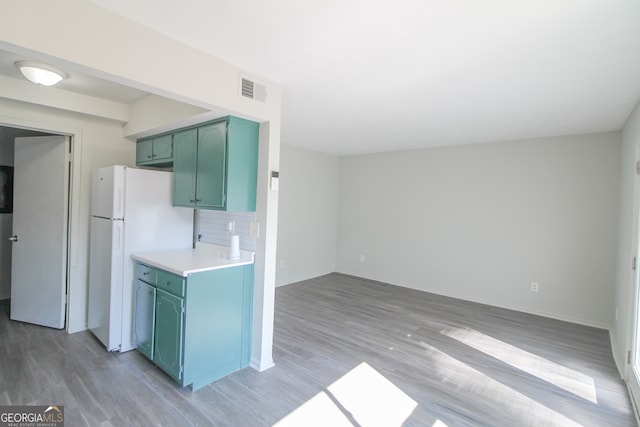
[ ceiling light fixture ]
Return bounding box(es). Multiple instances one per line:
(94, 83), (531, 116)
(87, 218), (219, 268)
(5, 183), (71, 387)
(15, 61), (68, 86)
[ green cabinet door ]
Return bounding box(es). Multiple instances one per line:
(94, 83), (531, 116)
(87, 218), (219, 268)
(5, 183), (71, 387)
(136, 139), (153, 164)
(134, 280), (156, 360)
(195, 122), (227, 209)
(152, 134), (173, 162)
(154, 289), (184, 381)
(173, 128), (198, 207)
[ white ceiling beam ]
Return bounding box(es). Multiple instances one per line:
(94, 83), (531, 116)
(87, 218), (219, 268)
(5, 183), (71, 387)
(0, 74), (129, 123)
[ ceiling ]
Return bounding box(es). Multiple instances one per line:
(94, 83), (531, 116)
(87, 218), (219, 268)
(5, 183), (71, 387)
(6, 1), (640, 156)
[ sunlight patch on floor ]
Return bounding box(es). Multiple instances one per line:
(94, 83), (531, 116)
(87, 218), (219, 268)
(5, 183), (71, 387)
(442, 327), (597, 403)
(418, 340), (583, 426)
(327, 362), (417, 426)
(273, 362), (417, 427)
(273, 391), (353, 427)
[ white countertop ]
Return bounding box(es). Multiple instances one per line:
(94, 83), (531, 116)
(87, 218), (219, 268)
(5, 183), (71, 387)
(131, 243), (254, 277)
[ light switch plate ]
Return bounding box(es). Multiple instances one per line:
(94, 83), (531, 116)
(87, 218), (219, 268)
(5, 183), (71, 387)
(249, 222), (260, 238)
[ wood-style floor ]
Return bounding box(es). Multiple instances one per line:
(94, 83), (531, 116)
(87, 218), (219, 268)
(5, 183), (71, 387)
(0, 273), (636, 426)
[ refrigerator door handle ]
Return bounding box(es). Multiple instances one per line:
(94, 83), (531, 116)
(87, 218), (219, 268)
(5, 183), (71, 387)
(114, 222), (123, 251)
(116, 188), (123, 218)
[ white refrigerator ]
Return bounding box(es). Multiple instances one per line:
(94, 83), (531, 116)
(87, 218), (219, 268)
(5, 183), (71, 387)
(88, 165), (193, 352)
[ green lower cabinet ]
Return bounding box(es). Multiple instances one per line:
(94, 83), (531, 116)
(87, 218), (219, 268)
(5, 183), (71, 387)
(133, 262), (253, 391)
(154, 289), (184, 382)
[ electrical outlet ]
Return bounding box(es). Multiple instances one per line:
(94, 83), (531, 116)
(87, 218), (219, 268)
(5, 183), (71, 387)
(531, 282), (539, 292)
(616, 307), (619, 321)
(360, 254), (365, 263)
(279, 260), (285, 269)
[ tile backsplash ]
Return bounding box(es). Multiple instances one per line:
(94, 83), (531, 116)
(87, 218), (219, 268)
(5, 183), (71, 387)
(197, 210), (257, 252)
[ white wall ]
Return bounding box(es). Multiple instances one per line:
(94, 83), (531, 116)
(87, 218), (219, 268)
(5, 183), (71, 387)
(0, 99), (135, 332)
(337, 133), (620, 328)
(123, 94), (209, 138)
(276, 144), (339, 286)
(612, 98), (640, 376)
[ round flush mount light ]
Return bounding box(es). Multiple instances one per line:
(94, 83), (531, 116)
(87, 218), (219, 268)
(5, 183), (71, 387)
(15, 61), (68, 86)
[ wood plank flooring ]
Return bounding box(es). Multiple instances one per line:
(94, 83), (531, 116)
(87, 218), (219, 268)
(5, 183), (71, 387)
(0, 273), (636, 426)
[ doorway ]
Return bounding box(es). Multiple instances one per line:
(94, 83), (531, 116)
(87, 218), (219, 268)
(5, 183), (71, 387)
(0, 126), (71, 329)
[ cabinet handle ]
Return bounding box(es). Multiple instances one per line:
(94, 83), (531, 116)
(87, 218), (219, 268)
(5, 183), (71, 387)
(147, 154), (152, 159)
(143, 271), (150, 276)
(189, 199), (195, 203)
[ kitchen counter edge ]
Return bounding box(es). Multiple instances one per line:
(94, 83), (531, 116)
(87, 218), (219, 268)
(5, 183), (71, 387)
(131, 244), (255, 277)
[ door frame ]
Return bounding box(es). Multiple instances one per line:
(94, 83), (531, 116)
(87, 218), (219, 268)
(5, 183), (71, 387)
(0, 114), (81, 333)
(627, 143), (640, 414)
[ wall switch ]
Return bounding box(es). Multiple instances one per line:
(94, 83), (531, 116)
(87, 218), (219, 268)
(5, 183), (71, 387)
(271, 171), (279, 191)
(530, 282), (539, 292)
(249, 222), (260, 238)
(615, 307), (619, 321)
(360, 254), (365, 263)
(279, 260), (285, 269)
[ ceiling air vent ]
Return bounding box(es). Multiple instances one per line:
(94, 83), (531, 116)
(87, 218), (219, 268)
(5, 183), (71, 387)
(240, 75), (267, 102)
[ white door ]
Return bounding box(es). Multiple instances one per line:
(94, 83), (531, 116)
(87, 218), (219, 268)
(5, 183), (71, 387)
(10, 135), (69, 329)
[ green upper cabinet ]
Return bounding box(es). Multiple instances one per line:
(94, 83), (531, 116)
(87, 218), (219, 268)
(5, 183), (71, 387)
(136, 134), (173, 167)
(173, 116), (259, 211)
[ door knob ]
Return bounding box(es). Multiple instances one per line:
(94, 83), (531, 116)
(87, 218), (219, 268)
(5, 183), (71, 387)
(8, 235), (18, 242)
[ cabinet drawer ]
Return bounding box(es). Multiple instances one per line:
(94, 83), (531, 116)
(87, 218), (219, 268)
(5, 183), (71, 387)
(137, 263), (157, 284)
(156, 270), (185, 298)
